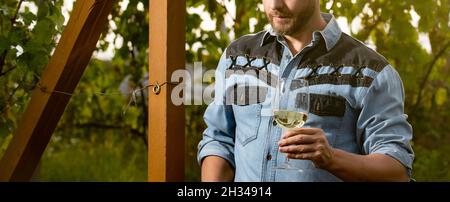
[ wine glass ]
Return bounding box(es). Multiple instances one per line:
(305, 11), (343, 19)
(273, 78), (309, 171)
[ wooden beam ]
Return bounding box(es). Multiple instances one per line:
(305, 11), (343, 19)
(0, 0), (115, 181)
(148, 0), (186, 182)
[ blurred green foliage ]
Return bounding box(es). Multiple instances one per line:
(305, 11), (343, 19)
(39, 131), (147, 182)
(1, 0), (449, 181)
(413, 144), (450, 181)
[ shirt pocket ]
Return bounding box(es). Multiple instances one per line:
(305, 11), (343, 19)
(225, 65), (271, 146)
(232, 104), (262, 146)
(226, 83), (267, 146)
(303, 93), (346, 146)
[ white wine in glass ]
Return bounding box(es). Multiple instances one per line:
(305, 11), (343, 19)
(273, 78), (309, 171)
(273, 110), (308, 130)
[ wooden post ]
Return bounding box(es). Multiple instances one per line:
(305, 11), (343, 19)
(148, 0), (186, 181)
(0, 0), (115, 181)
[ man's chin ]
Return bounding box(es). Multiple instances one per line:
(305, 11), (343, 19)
(272, 27), (292, 35)
(270, 22), (294, 34)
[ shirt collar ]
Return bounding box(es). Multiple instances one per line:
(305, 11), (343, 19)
(260, 13), (342, 51)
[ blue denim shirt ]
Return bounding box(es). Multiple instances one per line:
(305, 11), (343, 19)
(197, 13), (414, 182)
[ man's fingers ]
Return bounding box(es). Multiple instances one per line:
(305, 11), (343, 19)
(286, 152), (316, 160)
(279, 144), (316, 154)
(282, 128), (322, 139)
(278, 135), (317, 146)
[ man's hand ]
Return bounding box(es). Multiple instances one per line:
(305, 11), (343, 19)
(278, 127), (409, 181)
(278, 128), (335, 169)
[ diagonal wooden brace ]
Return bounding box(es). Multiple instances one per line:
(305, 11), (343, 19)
(0, 0), (115, 182)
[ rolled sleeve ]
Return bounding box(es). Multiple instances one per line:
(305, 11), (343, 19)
(357, 65), (415, 178)
(197, 51), (236, 168)
(197, 125), (236, 168)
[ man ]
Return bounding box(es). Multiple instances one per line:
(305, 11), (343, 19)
(197, 0), (414, 182)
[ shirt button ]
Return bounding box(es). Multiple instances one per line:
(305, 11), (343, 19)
(266, 154), (272, 161)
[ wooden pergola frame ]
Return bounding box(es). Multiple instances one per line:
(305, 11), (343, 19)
(0, 0), (185, 182)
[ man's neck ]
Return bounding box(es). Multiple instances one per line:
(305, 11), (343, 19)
(284, 12), (327, 56)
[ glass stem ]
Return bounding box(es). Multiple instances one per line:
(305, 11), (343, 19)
(285, 155), (290, 165)
(283, 128), (291, 166)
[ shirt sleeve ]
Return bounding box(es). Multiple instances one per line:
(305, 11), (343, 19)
(357, 65), (415, 178)
(197, 50), (236, 168)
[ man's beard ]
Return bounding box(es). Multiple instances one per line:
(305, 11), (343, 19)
(266, 1), (316, 36)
